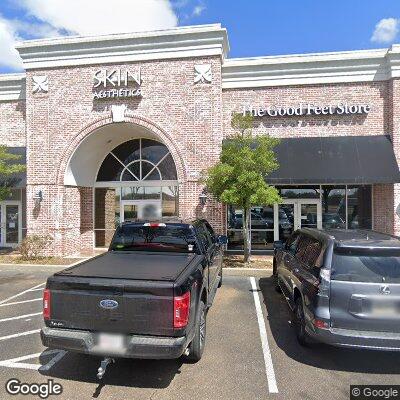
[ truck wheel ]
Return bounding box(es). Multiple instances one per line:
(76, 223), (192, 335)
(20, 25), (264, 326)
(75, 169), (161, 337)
(294, 297), (309, 347)
(273, 260), (281, 293)
(185, 301), (206, 362)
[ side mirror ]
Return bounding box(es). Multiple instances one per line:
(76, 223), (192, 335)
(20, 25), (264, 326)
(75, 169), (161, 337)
(273, 240), (284, 250)
(217, 235), (228, 245)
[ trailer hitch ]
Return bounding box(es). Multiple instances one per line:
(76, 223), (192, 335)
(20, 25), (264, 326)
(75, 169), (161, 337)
(96, 357), (115, 380)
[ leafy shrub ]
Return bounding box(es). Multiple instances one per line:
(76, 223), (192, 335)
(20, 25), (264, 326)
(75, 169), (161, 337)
(18, 235), (53, 260)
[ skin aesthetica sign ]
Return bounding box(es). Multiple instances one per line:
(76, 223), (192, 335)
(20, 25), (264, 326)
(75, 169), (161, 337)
(93, 68), (142, 99)
(242, 103), (371, 117)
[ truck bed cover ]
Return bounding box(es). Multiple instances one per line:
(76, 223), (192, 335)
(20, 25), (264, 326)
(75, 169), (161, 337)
(57, 251), (200, 282)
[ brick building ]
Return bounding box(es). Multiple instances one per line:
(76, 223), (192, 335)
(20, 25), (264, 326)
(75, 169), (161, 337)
(0, 23), (399, 256)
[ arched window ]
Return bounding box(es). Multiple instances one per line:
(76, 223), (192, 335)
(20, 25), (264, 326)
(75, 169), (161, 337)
(97, 138), (177, 182)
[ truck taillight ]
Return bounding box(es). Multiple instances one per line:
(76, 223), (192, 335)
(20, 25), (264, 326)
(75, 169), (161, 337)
(173, 291), (190, 328)
(43, 289), (51, 320)
(318, 268), (331, 297)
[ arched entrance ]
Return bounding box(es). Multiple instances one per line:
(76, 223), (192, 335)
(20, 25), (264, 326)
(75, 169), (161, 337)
(94, 137), (179, 246)
(61, 119), (183, 249)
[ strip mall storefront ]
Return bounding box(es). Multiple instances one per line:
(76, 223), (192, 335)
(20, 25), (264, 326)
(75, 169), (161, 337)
(0, 24), (400, 256)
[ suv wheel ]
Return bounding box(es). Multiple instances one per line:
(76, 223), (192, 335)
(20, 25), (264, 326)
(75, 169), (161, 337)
(273, 259), (281, 293)
(294, 297), (309, 347)
(184, 301), (206, 363)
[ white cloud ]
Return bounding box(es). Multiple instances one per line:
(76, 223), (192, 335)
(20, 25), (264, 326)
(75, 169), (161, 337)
(371, 17), (399, 44)
(0, 16), (23, 69)
(0, 0), (180, 71)
(17, 0), (178, 36)
(192, 4), (206, 17)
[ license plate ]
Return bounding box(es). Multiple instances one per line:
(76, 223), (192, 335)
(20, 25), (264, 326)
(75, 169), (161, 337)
(97, 333), (125, 352)
(370, 301), (399, 317)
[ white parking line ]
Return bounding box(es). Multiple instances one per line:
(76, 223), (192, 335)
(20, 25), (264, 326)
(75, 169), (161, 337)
(0, 282), (45, 305)
(250, 276), (279, 394)
(0, 329), (40, 341)
(0, 349), (66, 371)
(0, 352), (43, 370)
(0, 298), (42, 307)
(0, 312), (42, 323)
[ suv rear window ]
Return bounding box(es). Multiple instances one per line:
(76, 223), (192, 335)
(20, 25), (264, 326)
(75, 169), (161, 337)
(296, 235), (323, 267)
(332, 248), (400, 283)
(110, 225), (197, 253)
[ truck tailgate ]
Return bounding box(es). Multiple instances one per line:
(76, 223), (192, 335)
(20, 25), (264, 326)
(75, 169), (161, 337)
(47, 277), (175, 336)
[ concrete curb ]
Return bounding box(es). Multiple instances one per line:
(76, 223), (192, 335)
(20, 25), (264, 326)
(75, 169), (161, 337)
(0, 257), (91, 268)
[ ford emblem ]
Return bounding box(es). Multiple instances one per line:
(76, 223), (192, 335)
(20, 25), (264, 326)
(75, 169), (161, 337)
(99, 299), (119, 309)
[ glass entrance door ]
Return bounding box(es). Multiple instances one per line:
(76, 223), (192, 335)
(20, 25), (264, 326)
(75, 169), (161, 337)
(121, 200), (162, 222)
(1, 202), (21, 247)
(276, 199), (321, 241)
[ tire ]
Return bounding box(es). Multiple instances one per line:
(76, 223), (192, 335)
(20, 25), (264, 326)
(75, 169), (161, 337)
(184, 301), (207, 362)
(217, 268), (223, 288)
(273, 260), (281, 293)
(294, 297), (309, 347)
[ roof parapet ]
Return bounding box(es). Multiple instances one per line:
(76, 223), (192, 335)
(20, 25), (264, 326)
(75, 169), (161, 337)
(15, 24), (229, 70)
(0, 73), (26, 101)
(222, 47), (399, 88)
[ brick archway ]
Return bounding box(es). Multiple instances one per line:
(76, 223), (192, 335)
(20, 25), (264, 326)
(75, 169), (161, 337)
(57, 113), (187, 186)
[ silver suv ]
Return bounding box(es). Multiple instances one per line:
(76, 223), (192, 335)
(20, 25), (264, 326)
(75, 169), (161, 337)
(273, 228), (400, 351)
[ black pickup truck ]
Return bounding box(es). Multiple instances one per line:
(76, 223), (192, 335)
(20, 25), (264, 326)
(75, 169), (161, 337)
(41, 219), (226, 370)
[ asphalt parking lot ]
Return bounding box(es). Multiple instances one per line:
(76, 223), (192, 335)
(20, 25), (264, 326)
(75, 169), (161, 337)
(0, 265), (399, 400)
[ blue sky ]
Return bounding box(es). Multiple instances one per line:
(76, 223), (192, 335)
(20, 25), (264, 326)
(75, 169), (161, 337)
(1, 0), (400, 73)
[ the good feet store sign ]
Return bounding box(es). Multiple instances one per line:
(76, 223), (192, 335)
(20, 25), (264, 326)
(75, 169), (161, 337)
(243, 103), (371, 117)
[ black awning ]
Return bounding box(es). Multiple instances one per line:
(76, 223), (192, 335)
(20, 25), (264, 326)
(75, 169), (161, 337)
(0, 147), (26, 188)
(265, 135), (400, 185)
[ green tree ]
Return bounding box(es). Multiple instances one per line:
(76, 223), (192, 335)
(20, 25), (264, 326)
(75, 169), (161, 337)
(204, 113), (281, 262)
(0, 146), (26, 200)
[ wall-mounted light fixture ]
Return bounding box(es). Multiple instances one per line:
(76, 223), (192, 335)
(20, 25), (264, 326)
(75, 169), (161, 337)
(199, 190), (208, 206)
(33, 190), (43, 206)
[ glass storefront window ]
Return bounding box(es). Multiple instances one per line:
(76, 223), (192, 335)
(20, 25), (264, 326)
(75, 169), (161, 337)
(226, 184), (373, 253)
(227, 206), (244, 250)
(22, 188), (27, 239)
(162, 186), (178, 217)
(321, 186), (346, 229)
(115, 190), (120, 226)
(251, 230), (274, 250)
(347, 185), (372, 229)
(227, 230), (244, 251)
(121, 187), (161, 200)
(279, 204), (294, 240)
(228, 206), (243, 229)
(251, 206), (273, 229)
(97, 139), (177, 182)
(300, 203), (318, 228)
(278, 186), (320, 199)
(251, 206), (274, 251)
(227, 206), (274, 251)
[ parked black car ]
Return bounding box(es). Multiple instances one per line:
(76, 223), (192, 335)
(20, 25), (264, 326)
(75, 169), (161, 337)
(273, 228), (400, 351)
(41, 219), (226, 371)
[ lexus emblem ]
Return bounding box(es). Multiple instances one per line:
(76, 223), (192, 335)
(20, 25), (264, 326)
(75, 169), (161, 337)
(380, 285), (391, 295)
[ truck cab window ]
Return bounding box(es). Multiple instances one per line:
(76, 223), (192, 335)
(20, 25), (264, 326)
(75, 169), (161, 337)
(197, 225), (213, 251)
(203, 221), (217, 243)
